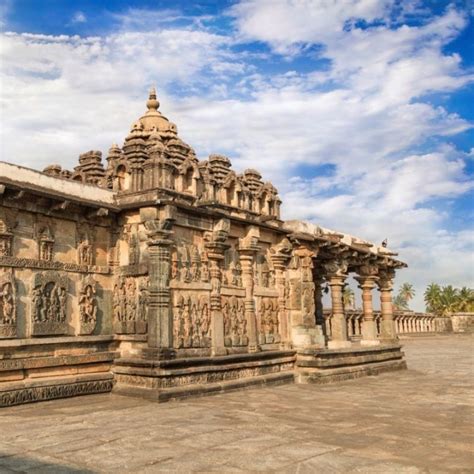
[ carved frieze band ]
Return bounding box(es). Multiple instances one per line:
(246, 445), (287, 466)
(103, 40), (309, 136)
(0, 379), (114, 407)
(0, 256), (109, 274)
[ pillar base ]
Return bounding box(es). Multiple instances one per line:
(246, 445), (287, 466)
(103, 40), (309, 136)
(211, 348), (228, 357)
(360, 339), (381, 347)
(141, 348), (176, 360)
(328, 340), (352, 349)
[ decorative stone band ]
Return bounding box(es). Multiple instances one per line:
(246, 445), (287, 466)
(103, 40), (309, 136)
(0, 377), (114, 407)
(0, 256), (110, 274)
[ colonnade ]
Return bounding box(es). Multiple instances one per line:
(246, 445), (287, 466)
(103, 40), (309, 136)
(317, 264), (397, 348)
(323, 309), (436, 340)
(394, 313), (435, 334)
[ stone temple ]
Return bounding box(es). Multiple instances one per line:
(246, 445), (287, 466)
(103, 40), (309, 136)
(0, 89), (408, 406)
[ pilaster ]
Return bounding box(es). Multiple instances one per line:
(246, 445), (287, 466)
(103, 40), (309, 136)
(205, 219), (230, 356)
(142, 206), (175, 359)
(238, 226), (260, 353)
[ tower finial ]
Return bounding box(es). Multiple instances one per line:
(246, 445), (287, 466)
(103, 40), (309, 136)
(146, 86), (159, 111)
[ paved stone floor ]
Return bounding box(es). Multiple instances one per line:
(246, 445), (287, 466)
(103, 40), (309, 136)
(0, 335), (473, 473)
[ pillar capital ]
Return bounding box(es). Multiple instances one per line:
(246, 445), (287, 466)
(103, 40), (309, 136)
(323, 259), (348, 280)
(355, 274), (378, 290)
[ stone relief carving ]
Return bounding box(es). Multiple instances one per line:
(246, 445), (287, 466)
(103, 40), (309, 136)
(0, 210), (14, 257)
(258, 297), (280, 344)
(222, 295), (247, 347)
(31, 271), (68, 336)
(255, 253), (275, 288)
(173, 293), (210, 348)
(76, 223), (94, 266)
(137, 276), (149, 334)
(223, 249), (242, 287)
(0, 270), (16, 338)
(78, 276), (98, 335)
(171, 243), (210, 284)
(113, 276), (138, 334)
(36, 222), (55, 262)
(128, 232), (140, 266)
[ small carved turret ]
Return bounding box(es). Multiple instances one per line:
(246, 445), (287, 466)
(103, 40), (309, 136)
(72, 150), (106, 186)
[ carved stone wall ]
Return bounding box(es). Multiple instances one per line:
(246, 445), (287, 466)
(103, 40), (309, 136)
(0, 270), (16, 338)
(31, 271), (68, 336)
(78, 276), (98, 335)
(173, 292), (210, 349)
(222, 295), (247, 347)
(256, 297), (281, 344)
(113, 276), (139, 334)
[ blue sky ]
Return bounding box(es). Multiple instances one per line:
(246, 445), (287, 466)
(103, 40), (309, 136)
(1, 0), (473, 310)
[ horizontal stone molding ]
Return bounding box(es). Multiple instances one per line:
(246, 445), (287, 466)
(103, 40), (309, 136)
(0, 256), (110, 274)
(0, 351), (117, 372)
(0, 374), (114, 407)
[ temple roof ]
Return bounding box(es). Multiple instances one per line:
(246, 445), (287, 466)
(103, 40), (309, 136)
(138, 87), (173, 133)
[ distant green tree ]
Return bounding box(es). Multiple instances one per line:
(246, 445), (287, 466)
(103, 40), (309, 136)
(342, 287), (355, 310)
(424, 283), (474, 316)
(393, 283), (415, 311)
(424, 283), (442, 314)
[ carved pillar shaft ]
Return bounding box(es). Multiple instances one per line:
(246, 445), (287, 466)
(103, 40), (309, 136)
(356, 276), (380, 346)
(328, 275), (351, 349)
(146, 238), (173, 352)
(378, 271), (397, 342)
(270, 255), (289, 346)
(239, 252), (259, 352)
(207, 248), (226, 356)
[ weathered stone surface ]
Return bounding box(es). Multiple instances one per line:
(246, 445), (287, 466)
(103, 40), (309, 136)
(0, 89), (413, 405)
(0, 335), (471, 472)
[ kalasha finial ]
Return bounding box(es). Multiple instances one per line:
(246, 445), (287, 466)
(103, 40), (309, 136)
(146, 86), (160, 112)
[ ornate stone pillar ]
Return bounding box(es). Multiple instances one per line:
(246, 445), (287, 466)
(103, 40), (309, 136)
(325, 260), (351, 349)
(270, 238), (293, 347)
(143, 208), (175, 358)
(205, 219), (230, 356)
(377, 269), (397, 342)
(312, 267), (326, 337)
(239, 226), (260, 353)
(355, 266), (380, 346)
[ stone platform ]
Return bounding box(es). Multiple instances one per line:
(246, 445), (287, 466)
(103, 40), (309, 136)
(0, 336), (116, 407)
(0, 334), (471, 473)
(295, 343), (406, 384)
(113, 350), (296, 401)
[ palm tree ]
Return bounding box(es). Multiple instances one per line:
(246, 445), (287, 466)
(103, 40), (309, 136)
(393, 283), (414, 311)
(343, 287), (355, 310)
(424, 283), (441, 314)
(455, 287), (474, 312)
(393, 294), (408, 311)
(399, 283), (415, 307)
(438, 285), (459, 316)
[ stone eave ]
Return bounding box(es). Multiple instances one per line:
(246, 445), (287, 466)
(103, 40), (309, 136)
(0, 161), (119, 212)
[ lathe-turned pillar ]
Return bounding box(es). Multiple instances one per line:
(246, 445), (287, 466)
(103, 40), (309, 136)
(324, 260), (351, 349)
(377, 269), (398, 342)
(355, 266), (380, 346)
(270, 238), (293, 347)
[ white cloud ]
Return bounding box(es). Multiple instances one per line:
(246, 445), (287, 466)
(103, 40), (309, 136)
(71, 11), (87, 24)
(0, 2), (472, 310)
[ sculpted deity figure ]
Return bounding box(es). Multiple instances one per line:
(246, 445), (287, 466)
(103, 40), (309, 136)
(0, 238), (12, 257)
(0, 283), (14, 324)
(32, 287), (42, 322)
(79, 285), (97, 324)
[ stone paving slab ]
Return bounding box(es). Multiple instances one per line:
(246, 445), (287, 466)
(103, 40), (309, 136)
(0, 334), (473, 473)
